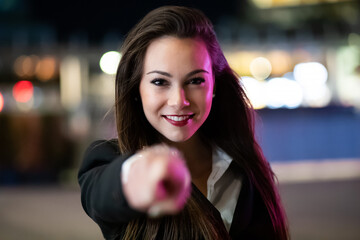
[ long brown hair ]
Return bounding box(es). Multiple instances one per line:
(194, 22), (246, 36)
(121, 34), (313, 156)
(115, 5), (289, 240)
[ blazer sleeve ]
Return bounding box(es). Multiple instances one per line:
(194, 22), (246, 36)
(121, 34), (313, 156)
(78, 140), (144, 233)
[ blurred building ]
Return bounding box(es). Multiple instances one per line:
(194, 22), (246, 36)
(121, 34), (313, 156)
(0, 0), (359, 184)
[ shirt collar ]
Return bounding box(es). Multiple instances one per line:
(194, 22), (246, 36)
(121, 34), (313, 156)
(213, 146), (232, 169)
(208, 146), (233, 188)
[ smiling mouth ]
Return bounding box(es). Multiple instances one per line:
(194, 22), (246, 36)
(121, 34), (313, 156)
(162, 114), (194, 127)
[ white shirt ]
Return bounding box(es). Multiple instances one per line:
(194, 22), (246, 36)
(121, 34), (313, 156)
(207, 146), (242, 231)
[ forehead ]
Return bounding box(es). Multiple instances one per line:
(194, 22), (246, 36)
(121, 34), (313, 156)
(143, 36), (212, 72)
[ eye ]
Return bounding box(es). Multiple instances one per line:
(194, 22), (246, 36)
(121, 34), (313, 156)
(150, 78), (169, 86)
(188, 77), (205, 85)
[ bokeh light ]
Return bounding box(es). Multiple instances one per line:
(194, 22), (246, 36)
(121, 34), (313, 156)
(294, 62), (328, 86)
(60, 56), (83, 110)
(251, 0), (329, 9)
(250, 57), (272, 80)
(13, 55), (39, 78)
(13, 80), (34, 103)
(226, 51), (261, 76)
(293, 62), (331, 107)
(241, 76), (266, 109)
(267, 50), (293, 75)
(99, 51), (121, 75)
(303, 84), (332, 107)
(336, 46), (360, 108)
(251, 0), (273, 9)
(266, 77), (303, 109)
(36, 56), (57, 81)
(0, 92), (4, 112)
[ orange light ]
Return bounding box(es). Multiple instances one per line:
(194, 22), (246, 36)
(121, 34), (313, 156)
(267, 50), (293, 76)
(36, 56), (57, 81)
(13, 81), (34, 103)
(13, 55), (39, 77)
(226, 51), (262, 76)
(0, 92), (4, 112)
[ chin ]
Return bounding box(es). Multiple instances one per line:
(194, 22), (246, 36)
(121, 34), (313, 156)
(162, 130), (197, 143)
(165, 135), (190, 143)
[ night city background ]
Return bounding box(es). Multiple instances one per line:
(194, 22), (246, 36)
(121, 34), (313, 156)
(0, 0), (360, 239)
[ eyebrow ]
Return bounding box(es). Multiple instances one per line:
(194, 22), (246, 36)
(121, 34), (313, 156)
(146, 69), (209, 78)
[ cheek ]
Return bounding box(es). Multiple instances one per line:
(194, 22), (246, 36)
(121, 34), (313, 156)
(141, 96), (155, 115)
(203, 84), (214, 112)
(139, 86), (151, 117)
(203, 97), (213, 117)
(193, 90), (213, 116)
(205, 92), (213, 107)
(140, 89), (163, 116)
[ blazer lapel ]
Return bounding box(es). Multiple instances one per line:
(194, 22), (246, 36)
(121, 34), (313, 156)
(191, 182), (224, 222)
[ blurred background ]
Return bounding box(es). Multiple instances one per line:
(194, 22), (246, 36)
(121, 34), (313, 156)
(0, 0), (359, 239)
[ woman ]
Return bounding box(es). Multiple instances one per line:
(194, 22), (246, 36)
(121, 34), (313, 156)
(78, 6), (289, 240)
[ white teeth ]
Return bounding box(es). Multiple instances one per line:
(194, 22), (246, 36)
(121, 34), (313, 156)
(166, 115), (190, 121)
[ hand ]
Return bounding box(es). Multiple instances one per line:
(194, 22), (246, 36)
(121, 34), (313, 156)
(121, 144), (191, 217)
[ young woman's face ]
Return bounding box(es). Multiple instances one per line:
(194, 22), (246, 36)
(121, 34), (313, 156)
(139, 36), (214, 142)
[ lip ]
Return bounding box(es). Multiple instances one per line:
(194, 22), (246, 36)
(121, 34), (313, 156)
(162, 114), (194, 127)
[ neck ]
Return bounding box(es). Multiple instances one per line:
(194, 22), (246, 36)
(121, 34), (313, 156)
(164, 133), (212, 179)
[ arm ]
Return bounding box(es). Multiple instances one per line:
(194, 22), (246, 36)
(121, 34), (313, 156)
(78, 140), (191, 239)
(78, 140), (144, 225)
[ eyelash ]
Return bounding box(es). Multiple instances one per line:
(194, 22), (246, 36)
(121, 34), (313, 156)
(150, 77), (205, 86)
(188, 77), (205, 85)
(150, 78), (168, 86)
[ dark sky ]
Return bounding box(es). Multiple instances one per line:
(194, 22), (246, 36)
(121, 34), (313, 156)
(4, 0), (357, 44)
(25, 0), (242, 42)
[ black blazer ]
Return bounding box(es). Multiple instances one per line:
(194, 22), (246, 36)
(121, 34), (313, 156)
(78, 140), (276, 240)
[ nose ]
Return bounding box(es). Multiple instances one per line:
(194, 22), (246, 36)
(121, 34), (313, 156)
(168, 87), (190, 108)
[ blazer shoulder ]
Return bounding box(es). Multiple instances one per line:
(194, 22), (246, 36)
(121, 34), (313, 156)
(85, 139), (120, 156)
(78, 139), (143, 237)
(78, 139), (128, 180)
